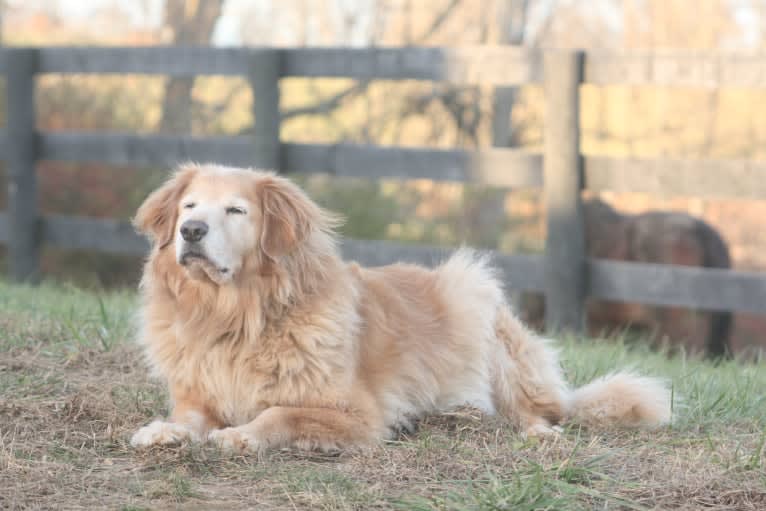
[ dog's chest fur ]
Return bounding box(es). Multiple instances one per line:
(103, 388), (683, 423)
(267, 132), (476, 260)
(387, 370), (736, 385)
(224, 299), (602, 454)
(144, 285), (361, 427)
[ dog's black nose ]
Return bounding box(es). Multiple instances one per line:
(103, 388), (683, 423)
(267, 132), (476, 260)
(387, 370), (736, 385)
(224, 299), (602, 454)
(180, 220), (208, 242)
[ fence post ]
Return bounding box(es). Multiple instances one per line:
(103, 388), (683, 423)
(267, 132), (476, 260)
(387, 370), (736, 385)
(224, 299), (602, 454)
(543, 50), (585, 333)
(249, 49), (282, 170)
(6, 48), (40, 283)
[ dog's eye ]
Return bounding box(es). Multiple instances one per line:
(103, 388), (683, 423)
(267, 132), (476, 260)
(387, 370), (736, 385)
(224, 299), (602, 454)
(183, 202), (196, 209)
(226, 206), (246, 215)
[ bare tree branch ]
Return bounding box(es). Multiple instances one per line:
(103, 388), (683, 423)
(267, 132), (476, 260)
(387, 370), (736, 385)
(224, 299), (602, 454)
(416, 0), (463, 42)
(281, 81), (369, 121)
(192, 81), (248, 128)
(280, 0), (469, 128)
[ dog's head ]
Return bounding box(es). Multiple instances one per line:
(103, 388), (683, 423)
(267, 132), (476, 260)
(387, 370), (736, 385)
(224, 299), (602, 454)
(134, 164), (334, 285)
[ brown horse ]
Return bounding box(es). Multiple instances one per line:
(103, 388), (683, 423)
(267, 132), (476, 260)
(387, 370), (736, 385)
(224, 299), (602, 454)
(522, 199), (732, 357)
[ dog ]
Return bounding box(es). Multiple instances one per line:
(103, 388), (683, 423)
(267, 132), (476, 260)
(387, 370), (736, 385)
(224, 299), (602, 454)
(523, 199), (732, 358)
(130, 164), (671, 453)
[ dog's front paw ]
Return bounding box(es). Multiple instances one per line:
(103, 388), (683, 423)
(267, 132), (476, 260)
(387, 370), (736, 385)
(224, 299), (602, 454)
(524, 423), (563, 440)
(130, 420), (197, 448)
(208, 427), (259, 452)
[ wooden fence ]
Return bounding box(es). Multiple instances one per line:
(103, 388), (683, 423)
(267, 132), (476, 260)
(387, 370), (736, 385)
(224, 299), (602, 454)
(1, 46), (766, 332)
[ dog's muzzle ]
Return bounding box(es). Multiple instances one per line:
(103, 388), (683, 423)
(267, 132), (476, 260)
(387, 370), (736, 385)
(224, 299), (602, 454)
(180, 247), (208, 266)
(179, 243), (230, 276)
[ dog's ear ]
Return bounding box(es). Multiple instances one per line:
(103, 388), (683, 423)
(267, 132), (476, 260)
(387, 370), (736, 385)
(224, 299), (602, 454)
(257, 176), (318, 260)
(133, 166), (198, 248)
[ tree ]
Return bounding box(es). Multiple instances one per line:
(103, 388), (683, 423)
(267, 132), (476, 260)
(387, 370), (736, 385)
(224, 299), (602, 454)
(158, 0), (224, 134)
(491, 0), (529, 147)
(490, 0), (558, 147)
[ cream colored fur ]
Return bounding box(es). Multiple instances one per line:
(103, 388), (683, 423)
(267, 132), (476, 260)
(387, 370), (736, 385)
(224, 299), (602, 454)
(130, 163), (672, 453)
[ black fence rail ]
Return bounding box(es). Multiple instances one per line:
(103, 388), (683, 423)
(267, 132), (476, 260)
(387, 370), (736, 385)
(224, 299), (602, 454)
(2, 46), (766, 331)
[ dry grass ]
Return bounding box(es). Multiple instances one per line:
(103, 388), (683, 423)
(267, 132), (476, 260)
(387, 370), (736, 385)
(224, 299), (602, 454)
(1, 280), (765, 510)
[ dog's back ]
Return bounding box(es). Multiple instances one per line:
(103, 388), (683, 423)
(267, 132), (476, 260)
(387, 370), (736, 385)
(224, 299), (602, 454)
(353, 249), (670, 438)
(352, 250), (504, 430)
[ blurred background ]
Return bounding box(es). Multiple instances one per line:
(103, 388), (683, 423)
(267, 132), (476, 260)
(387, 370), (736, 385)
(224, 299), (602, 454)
(0, 0), (765, 353)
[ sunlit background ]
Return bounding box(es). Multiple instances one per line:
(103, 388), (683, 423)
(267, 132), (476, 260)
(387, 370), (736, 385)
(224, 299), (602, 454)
(1, 0), (766, 353)
(3, 3), (766, 509)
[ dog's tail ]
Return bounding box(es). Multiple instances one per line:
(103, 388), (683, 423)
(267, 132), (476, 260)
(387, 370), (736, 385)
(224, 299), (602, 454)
(566, 372), (671, 427)
(492, 307), (672, 431)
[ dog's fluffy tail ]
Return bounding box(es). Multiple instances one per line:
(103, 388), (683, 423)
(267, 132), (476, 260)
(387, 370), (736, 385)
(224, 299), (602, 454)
(566, 372), (671, 428)
(491, 305), (672, 431)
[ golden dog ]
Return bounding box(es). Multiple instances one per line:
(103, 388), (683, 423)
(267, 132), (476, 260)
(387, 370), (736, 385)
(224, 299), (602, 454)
(130, 164), (671, 452)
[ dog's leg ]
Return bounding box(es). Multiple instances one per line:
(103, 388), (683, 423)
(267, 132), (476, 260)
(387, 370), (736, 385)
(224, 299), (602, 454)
(491, 307), (569, 438)
(208, 406), (380, 453)
(131, 391), (223, 448)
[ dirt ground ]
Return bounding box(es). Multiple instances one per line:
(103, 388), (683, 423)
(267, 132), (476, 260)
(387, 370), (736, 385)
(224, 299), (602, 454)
(1, 341), (765, 510)
(1, 282), (765, 510)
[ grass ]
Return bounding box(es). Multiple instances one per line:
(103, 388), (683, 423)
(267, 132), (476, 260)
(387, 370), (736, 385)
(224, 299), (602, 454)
(1, 280), (765, 510)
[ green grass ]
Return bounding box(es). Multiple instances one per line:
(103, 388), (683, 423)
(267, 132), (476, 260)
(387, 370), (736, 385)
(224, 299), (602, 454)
(0, 279), (135, 353)
(1, 280), (765, 510)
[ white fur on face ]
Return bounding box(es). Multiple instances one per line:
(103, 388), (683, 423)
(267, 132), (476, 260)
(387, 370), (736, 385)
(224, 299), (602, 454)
(174, 192), (257, 284)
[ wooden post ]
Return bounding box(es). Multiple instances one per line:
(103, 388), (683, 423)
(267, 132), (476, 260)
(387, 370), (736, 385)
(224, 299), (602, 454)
(249, 49), (282, 170)
(6, 48), (40, 282)
(543, 50), (585, 333)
